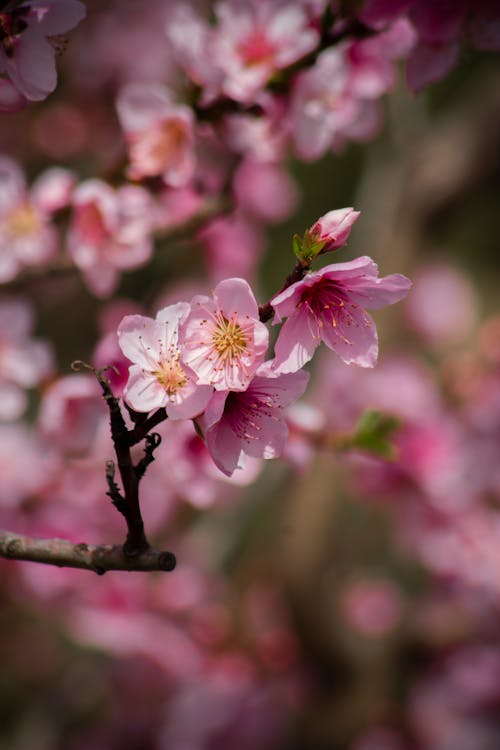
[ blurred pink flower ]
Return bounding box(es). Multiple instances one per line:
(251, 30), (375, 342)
(199, 363), (309, 476)
(181, 278), (269, 391)
(233, 159), (299, 224)
(118, 303), (213, 418)
(116, 83), (195, 187)
(340, 577), (404, 636)
(0, 156), (61, 281)
(199, 213), (265, 283)
(0, 0), (86, 101)
(38, 374), (103, 457)
(68, 179), (154, 297)
(271, 257), (411, 372)
(405, 264), (478, 346)
(212, 0), (319, 103)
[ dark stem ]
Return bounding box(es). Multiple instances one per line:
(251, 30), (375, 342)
(72, 362), (150, 556)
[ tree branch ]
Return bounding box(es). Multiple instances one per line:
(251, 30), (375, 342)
(0, 531), (176, 575)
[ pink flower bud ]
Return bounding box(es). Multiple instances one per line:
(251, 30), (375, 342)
(307, 207), (360, 254)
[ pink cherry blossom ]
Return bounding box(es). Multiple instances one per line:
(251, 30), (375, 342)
(233, 159), (299, 224)
(116, 83), (195, 187)
(198, 213), (265, 283)
(118, 303), (213, 419)
(181, 278), (269, 391)
(0, 0), (86, 102)
(199, 363), (309, 476)
(68, 179), (154, 298)
(0, 156), (60, 282)
(305, 207), (360, 254)
(271, 256), (412, 372)
(212, 0), (319, 103)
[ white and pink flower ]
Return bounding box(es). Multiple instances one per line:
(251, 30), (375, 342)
(181, 278), (269, 392)
(212, 0), (319, 103)
(118, 303), (213, 419)
(271, 256), (412, 372)
(0, 156), (68, 282)
(116, 83), (195, 187)
(199, 363), (309, 476)
(68, 179), (154, 298)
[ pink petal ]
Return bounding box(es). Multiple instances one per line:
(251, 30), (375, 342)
(117, 315), (163, 369)
(272, 310), (319, 373)
(165, 383), (213, 421)
(206, 417), (243, 476)
(200, 390), (229, 432)
(123, 365), (167, 413)
(252, 366), (310, 407)
(321, 306), (379, 367)
(213, 277), (259, 319)
(242, 413), (288, 459)
(347, 273), (412, 309)
(318, 256), (380, 281)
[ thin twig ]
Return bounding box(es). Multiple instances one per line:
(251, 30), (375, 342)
(0, 531), (176, 574)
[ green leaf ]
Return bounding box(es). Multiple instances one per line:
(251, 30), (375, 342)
(351, 410), (401, 459)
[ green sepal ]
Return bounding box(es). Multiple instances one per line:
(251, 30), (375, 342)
(293, 231), (325, 264)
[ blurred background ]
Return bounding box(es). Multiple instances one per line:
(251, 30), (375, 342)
(1, 2), (500, 749)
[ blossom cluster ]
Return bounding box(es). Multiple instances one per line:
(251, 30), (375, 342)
(115, 208), (410, 476)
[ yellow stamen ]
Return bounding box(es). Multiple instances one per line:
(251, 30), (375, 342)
(212, 316), (248, 362)
(153, 356), (187, 395)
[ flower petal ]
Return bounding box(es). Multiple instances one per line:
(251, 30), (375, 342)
(321, 305), (379, 367)
(347, 273), (412, 309)
(272, 309), (319, 373)
(117, 315), (162, 369)
(214, 277), (259, 319)
(123, 365), (167, 412)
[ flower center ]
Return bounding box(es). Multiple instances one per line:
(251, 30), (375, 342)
(212, 316), (248, 362)
(6, 204), (39, 237)
(238, 30), (276, 66)
(153, 356), (187, 395)
(133, 119), (187, 173)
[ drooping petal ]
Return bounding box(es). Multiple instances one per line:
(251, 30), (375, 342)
(272, 309), (319, 373)
(206, 415), (244, 476)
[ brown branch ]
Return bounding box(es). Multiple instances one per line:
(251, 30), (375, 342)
(0, 531), (176, 574)
(72, 362), (150, 556)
